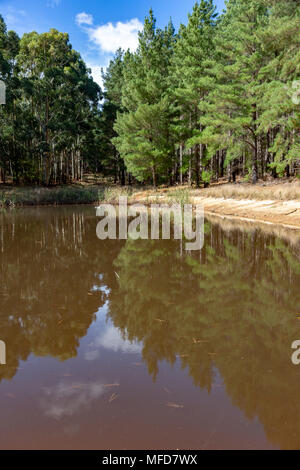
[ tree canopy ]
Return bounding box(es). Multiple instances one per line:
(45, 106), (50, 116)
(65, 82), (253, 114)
(0, 0), (299, 186)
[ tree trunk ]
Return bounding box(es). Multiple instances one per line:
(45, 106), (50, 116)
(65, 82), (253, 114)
(179, 144), (183, 185)
(195, 145), (200, 187)
(252, 106), (258, 184)
(152, 166), (156, 188)
(188, 149), (192, 186)
(258, 136), (263, 179)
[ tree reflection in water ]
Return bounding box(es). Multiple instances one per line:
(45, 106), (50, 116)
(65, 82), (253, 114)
(0, 207), (300, 449)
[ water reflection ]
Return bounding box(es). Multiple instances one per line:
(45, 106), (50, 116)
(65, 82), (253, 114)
(0, 207), (300, 449)
(0, 208), (120, 382)
(41, 380), (106, 420)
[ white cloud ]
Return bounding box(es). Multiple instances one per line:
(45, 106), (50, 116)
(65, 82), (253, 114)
(94, 325), (142, 354)
(77, 16), (142, 91)
(76, 12), (94, 26)
(89, 18), (142, 54)
(41, 381), (105, 420)
(77, 15), (143, 55)
(86, 63), (106, 90)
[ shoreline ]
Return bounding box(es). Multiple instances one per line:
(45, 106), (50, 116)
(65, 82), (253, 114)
(204, 210), (300, 231)
(191, 196), (300, 230)
(1, 183), (300, 231)
(128, 191), (300, 230)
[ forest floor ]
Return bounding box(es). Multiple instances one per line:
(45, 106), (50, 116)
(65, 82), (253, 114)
(1, 176), (300, 229)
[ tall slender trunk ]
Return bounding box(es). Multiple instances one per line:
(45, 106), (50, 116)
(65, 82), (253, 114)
(220, 150), (225, 178)
(188, 149), (192, 186)
(152, 165), (156, 188)
(43, 95), (49, 185)
(258, 136), (263, 179)
(195, 145), (200, 187)
(179, 144), (183, 185)
(252, 106), (258, 184)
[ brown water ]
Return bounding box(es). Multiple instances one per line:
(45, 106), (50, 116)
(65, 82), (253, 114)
(0, 206), (300, 450)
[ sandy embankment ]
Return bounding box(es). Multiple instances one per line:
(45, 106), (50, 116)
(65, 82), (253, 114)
(191, 197), (300, 229)
(130, 191), (300, 230)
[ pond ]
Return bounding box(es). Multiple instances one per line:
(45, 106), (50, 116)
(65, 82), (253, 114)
(0, 206), (300, 450)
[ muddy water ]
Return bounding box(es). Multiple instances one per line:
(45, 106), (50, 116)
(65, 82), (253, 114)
(0, 206), (300, 450)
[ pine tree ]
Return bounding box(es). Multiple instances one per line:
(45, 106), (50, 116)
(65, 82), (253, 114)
(170, 0), (218, 186)
(1, 2), (299, 186)
(200, 0), (270, 184)
(100, 49), (126, 183)
(114, 10), (176, 186)
(258, 0), (300, 176)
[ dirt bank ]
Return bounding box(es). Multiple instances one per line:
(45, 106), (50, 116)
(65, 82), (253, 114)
(2, 180), (300, 230)
(130, 188), (300, 230)
(191, 196), (300, 229)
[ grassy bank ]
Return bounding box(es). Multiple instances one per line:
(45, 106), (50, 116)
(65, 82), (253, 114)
(0, 184), (142, 207)
(160, 181), (300, 202)
(1, 179), (299, 208)
(0, 186), (105, 207)
(127, 180), (300, 205)
(197, 180), (300, 201)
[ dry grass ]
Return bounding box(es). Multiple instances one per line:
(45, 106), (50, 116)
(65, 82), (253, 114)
(200, 181), (300, 201)
(166, 188), (191, 206)
(103, 186), (139, 203)
(1, 179), (299, 208)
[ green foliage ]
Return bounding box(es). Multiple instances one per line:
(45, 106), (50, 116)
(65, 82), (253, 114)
(0, 186), (103, 206)
(113, 11), (176, 186)
(0, 19), (101, 185)
(1, 1), (299, 188)
(170, 1), (218, 185)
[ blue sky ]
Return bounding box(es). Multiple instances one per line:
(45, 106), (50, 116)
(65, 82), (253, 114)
(0, 0), (226, 87)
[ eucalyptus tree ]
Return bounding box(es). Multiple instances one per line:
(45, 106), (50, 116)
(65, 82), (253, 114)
(0, 15), (22, 183)
(17, 29), (101, 184)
